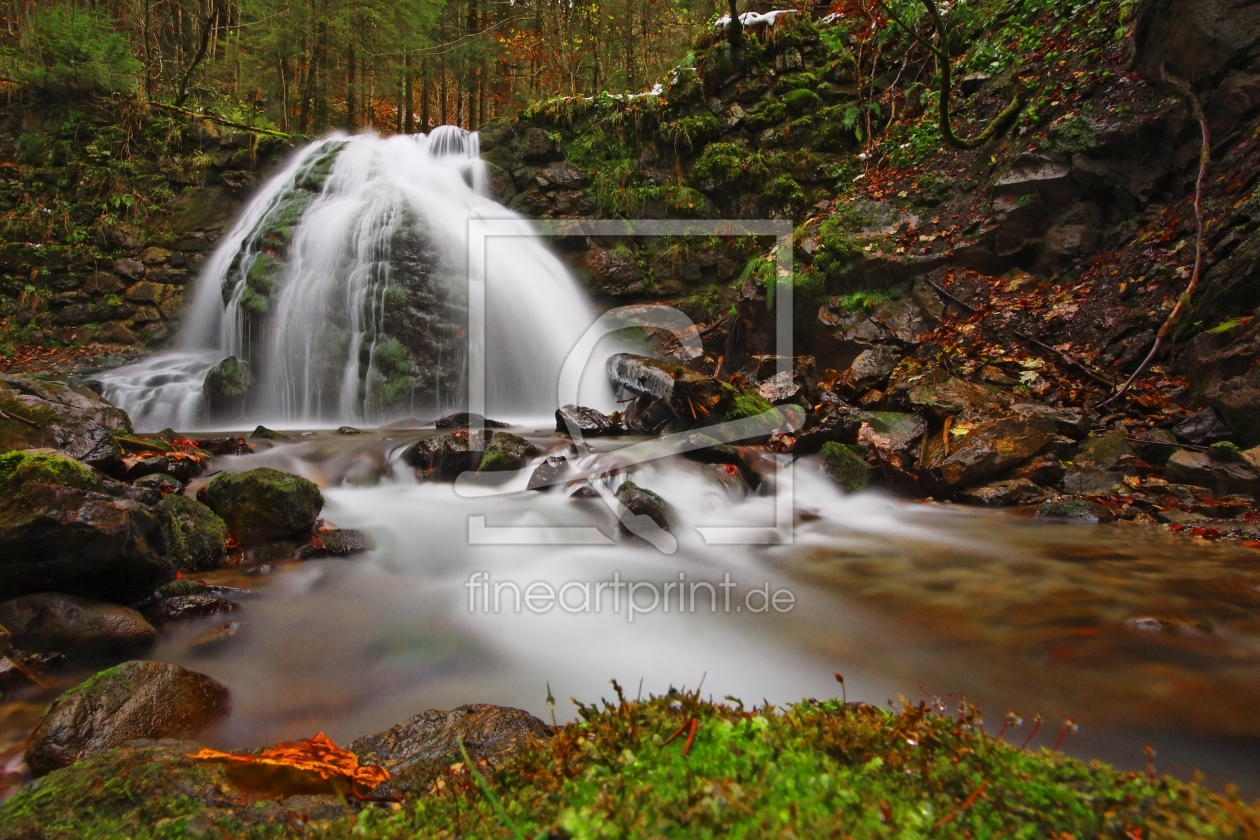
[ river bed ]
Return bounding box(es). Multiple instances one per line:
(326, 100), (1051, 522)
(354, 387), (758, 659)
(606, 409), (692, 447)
(5, 426), (1260, 795)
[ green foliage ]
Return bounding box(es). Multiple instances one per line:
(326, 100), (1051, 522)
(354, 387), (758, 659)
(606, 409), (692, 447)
(821, 441), (871, 492)
(726, 391), (773, 421)
(1047, 115), (1099, 154)
(783, 88), (821, 117)
(763, 174), (804, 205)
(8, 3), (141, 96)
(745, 99), (787, 130)
(692, 142), (767, 189)
(658, 111), (720, 151)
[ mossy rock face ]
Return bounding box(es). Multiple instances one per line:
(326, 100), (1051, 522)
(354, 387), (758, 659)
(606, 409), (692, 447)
(478, 432), (536, 472)
(25, 660), (231, 776)
(0, 375), (130, 473)
(615, 480), (671, 531)
(196, 467), (323, 545)
(162, 494), (227, 572)
(820, 441), (871, 492)
(0, 452), (175, 603)
(783, 88), (821, 116)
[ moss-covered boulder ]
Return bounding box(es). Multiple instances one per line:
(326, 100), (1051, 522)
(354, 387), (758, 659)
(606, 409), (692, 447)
(820, 441), (871, 492)
(0, 452), (174, 602)
(402, 430), (488, 480)
(0, 593), (155, 662)
(615, 480), (671, 531)
(144, 595), (240, 627)
(478, 432), (536, 472)
(201, 356), (253, 418)
(0, 739), (349, 839)
(0, 375), (131, 474)
(25, 660), (231, 776)
(306, 528), (374, 557)
(196, 467), (323, 545)
(161, 494), (227, 572)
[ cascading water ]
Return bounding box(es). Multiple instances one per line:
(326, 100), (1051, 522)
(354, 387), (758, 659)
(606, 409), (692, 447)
(98, 128), (608, 431)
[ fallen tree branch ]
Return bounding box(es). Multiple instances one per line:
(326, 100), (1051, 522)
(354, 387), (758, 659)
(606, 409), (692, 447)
(1103, 73), (1209, 407)
(149, 102), (291, 138)
(0, 407), (40, 429)
(924, 276), (1116, 388)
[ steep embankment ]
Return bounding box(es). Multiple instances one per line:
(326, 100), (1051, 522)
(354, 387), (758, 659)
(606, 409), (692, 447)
(477, 0), (1260, 529)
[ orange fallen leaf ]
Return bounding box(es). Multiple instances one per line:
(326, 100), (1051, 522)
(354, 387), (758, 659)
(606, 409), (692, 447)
(187, 732), (390, 797)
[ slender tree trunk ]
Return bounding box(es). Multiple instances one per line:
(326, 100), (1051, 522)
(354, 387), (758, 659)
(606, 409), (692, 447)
(404, 51), (414, 134)
(346, 41), (357, 130)
(421, 63), (430, 130)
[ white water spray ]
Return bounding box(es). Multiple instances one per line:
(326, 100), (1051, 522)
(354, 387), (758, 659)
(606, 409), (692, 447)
(98, 128), (605, 431)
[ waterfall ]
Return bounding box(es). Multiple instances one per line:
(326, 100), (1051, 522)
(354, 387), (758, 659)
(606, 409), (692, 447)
(98, 128), (605, 432)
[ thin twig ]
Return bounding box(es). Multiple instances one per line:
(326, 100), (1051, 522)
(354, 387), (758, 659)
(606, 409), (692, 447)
(1103, 73), (1209, 407)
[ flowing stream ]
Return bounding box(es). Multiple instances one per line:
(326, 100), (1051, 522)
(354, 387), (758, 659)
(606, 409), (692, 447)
(32, 130), (1259, 794)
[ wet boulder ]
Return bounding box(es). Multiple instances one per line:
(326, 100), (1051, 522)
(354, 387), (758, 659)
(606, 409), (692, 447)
(349, 703), (550, 799)
(249, 425), (286, 440)
(615, 481), (671, 531)
(1165, 449), (1260, 497)
(0, 375), (131, 474)
(792, 409), (862, 455)
(0, 452), (174, 602)
(853, 411), (926, 456)
(820, 442), (870, 493)
(0, 593), (156, 661)
(478, 432), (536, 472)
(1009, 402), (1091, 439)
(162, 494), (227, 572)
(1172, 407), (1236, 445)
(122, 452), (206, 483)
(556, 404), (619, 437)
(402, 430), (488, 480)
(847, 345), (903, 393)
(194, 436), (253, 456)
(929, 416), (1056, 490)
(959, 478), (1051, 507)
(434, 412), (509, 429)
(306, 528), (375, 557)
(901, 376), (1007, 422)
(197, 467), (323, 545)
(528, 455), (570, 490)
(144, 595), (241, 627)
(26, 660), (231, 776)
(202, 357), (253, 418)
(133, 473), (185, 494)
(1035, 499), (1115, 523)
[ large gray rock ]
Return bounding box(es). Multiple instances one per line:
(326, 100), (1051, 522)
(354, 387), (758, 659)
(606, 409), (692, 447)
(0, 452), (174, 602)
(556, 404), (619, 437)
(0, 593), (155, 661)
(196, 467), (323, 545)
(162, 494), (227, 572)
(0, 375), (131, 474)
(349, 703), (550, 799)
(402, 430), (488, 480)
(1166, 449), (1260, 497)
(202, 356), (252, 418)
(478, 432), (536, 472)
(26, 660), (231, 776)
(615, 481), (671, 531)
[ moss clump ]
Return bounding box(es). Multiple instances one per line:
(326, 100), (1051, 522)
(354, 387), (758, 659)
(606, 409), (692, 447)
(658, 112), (720, 151)
(478, 432), (535, 472)
(694, 143), (766, 190)
(745, 99), (787, 130)
(783, 87), (821, 116)
(3, 693), (1257, 837)
(726, 392), (773, 421)
(162, 494), (227, 572)
(820, 441), (871, 492)
(0, 450), (101, 496)
(763, 174), (805, 205)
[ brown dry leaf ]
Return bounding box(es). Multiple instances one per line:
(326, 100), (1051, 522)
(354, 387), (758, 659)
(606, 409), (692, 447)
(188, 732), (390, 795)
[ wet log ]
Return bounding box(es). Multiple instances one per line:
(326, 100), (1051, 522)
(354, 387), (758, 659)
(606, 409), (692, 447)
(606, 354), (733, 422)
